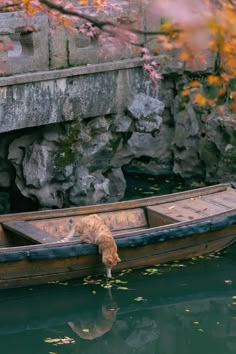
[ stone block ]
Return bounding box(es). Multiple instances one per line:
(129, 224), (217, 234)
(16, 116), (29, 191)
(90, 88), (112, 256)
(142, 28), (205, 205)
(185, 50), (217, 73)
(68, 0), (145, 66)
(49, 20), (68, 69)
(0, 11), (49, 75)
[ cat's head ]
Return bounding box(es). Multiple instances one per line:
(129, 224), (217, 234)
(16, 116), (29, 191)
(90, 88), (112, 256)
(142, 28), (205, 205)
(103, 253), (121, 267)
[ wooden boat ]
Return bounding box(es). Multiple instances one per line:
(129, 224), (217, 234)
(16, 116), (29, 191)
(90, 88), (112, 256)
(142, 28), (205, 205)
(0, 182), (236, 289)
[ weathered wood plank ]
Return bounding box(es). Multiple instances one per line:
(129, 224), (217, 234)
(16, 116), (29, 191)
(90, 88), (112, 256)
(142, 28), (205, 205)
(0, 183), (229, 224)
(146, 188), (236, 223)
(31, 209), (147, 238)
(202, 190), (236, 209)
(2, 221), (56, 244)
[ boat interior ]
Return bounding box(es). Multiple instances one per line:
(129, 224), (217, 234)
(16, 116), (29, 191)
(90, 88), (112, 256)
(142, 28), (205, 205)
(0, 183), (236, 248)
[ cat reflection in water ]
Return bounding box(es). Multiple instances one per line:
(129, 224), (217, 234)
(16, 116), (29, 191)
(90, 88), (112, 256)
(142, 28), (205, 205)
(68, 301), (119, 340)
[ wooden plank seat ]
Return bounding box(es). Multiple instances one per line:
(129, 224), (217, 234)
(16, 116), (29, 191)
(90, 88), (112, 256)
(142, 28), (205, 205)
(146, 189), (236, 225)
(2, 221), (57, 244)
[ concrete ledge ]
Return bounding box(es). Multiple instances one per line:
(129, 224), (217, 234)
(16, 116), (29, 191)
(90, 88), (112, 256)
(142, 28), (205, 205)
(0, 61), (145, 133)
(0, 58), (143, 87)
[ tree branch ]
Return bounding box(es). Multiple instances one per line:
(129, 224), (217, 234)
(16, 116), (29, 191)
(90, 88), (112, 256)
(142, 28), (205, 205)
(39, 0), (180, 37)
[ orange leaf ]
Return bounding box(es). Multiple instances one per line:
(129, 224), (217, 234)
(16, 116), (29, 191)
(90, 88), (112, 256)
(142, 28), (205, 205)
(194, 93), (207, 107)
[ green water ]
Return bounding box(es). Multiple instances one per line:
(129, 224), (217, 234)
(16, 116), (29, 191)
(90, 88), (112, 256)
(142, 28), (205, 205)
(1, 250), (236, 354)
(1, 175), (232, 354)
(124, 174), (207, 200)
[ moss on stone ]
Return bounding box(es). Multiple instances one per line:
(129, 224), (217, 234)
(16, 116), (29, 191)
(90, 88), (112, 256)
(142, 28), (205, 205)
(54, 120), (83, 172)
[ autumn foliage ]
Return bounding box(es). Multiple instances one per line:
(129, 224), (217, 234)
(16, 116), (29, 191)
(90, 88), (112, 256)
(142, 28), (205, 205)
(0, 0), (236, 110)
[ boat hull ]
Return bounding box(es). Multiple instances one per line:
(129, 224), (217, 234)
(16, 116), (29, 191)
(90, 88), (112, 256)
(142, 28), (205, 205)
(0, 222), (235, 289)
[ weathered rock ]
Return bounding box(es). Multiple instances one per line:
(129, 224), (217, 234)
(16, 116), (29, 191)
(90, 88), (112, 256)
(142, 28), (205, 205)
(0, 159), (14, 188)
(8, 134), (36, 168)
(127, 93), (165, 120)
(158, 81), (175, 110)
(134, 115), (162, 133)
(81, 132), (121, 172)
(0, 192), (10, 214)
(22, 144), (56, 188)
(111, 114), (133, 132)
(199, 139), (220, 181)
(112, 124), (174, 170)
(68, 167), (110, 206)
(105, 168), (126, 202)
(173, 138), (205, 179)
(216, 144), (236, 182)
(86, 116), (111, 133)
(174, 103), (200, 143)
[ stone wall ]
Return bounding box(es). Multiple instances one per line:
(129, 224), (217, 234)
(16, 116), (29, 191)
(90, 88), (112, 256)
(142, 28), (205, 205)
(1, 72), (236, 212)
(0, 5), (236, 213)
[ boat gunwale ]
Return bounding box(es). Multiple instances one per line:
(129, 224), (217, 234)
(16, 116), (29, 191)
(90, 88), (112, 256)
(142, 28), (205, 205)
(1, 203), (236, 256)
(0, 183), (230, 223)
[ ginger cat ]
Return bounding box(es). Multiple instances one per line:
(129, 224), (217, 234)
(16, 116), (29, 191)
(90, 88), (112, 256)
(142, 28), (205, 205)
(66, 214), (121, 277)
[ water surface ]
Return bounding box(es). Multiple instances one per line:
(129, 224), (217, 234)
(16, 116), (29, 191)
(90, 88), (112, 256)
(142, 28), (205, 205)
(1, 248), (236, 354)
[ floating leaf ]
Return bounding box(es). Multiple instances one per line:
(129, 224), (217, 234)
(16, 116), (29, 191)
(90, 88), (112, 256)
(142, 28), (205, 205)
(134, 297), (146, 302)
(171, 264), (187, 268)
(117, 286), (129, 290)
(103, 284), (112, 289)
(44, 337), (75, 346)
(114, 279), (128, 284)
(197, 329), (204, 332)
